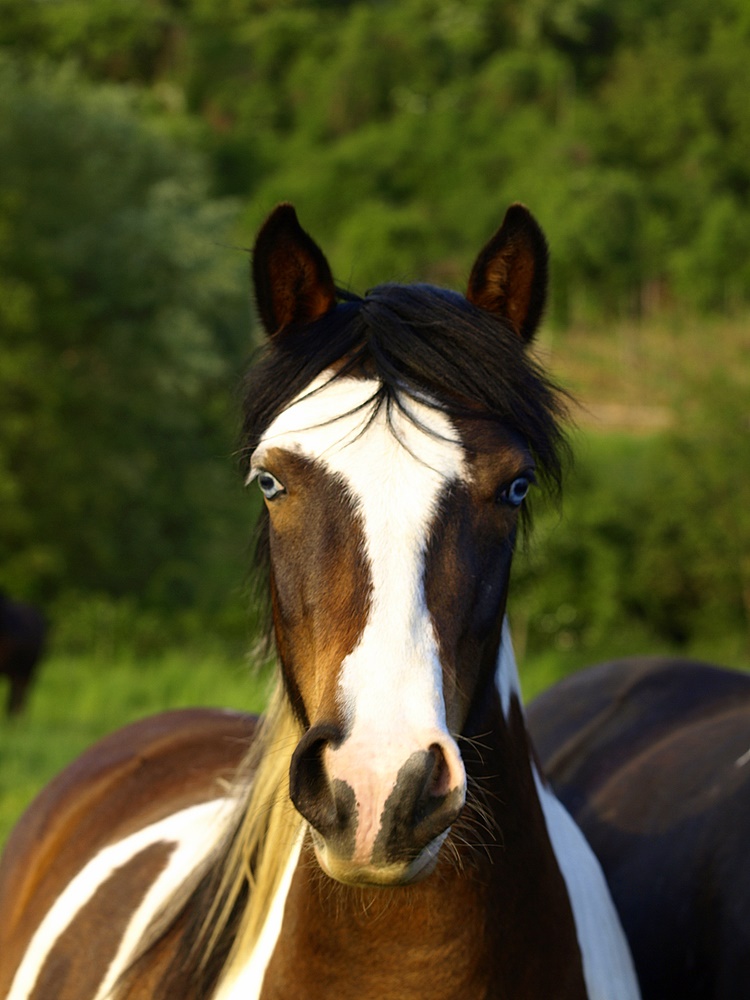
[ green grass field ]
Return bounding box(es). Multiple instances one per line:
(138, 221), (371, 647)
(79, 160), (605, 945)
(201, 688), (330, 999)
(0, 648), (272, 847)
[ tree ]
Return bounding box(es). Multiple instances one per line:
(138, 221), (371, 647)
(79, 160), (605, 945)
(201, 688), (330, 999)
(0, 58), (250, 607)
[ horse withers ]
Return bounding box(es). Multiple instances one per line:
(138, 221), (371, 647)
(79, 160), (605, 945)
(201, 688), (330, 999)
(2, 203), (646, 999)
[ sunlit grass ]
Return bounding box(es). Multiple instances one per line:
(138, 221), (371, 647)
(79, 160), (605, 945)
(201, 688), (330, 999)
(0, 647), (271, 847)
(538, 313), (750, 433)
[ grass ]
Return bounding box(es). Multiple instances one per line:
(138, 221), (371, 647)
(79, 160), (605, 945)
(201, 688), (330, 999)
(0, 646), (272, 848)
(537, 312), (750, 433)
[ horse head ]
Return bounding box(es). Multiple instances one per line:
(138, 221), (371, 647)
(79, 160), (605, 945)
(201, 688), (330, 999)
(245, 203), (560, 887)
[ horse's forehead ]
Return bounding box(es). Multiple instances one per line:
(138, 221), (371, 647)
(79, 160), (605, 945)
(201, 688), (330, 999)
(253, 374), (467, 497)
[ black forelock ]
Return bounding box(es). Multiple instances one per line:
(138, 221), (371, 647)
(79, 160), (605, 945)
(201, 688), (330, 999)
(241, 282), (568, 489)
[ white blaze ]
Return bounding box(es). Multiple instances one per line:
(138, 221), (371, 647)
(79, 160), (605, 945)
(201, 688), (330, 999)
(252, 374), (467, 791)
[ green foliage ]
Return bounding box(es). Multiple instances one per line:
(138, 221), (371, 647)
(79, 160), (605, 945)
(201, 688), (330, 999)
(512, 382), (750, 668)
(587, 11), (750, 312)
(629, 381), (750, 649)
(511, 434), (652, 659)
(0, 0), (182, 82)
(0, 58), (252, 610)
(4, 0), (750, 318)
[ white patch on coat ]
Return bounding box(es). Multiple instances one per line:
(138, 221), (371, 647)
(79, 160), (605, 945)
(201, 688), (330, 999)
(496, 617), (523, 718)
(534, 769), (642, 999)
(7, 798), (234, 1000)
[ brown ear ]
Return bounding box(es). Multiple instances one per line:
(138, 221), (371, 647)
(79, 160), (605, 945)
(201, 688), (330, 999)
(252, 204), (337, 337)
(466, 204), (548, 343)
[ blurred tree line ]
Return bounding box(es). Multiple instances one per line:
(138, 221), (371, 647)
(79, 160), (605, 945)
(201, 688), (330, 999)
(512, 380), (750, 669)
(4, 0), (750, 316)
(0, 0), (748, 662)
(0, 55), (252, 638)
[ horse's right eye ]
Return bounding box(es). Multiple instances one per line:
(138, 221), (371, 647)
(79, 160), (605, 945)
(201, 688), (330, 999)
(258, 472), (285, 500)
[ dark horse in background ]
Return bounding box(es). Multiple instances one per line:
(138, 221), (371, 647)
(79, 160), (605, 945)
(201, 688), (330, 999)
(0, 592), (47, 716)
(529, 657), (750, 999)
(0, 203), (747, 999)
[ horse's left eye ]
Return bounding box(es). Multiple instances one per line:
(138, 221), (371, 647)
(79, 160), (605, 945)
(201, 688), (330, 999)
(257, 471), (285, 500)
(498, 476), (532, 508)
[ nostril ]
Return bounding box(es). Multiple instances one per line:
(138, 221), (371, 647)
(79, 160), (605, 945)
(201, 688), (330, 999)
(289, 721), (347, 834)
(427, 743), (452, 799)
(411, 742), (465, 831)
(290, 740), (326, 813)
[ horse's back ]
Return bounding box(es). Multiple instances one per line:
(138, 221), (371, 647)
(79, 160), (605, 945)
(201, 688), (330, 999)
(528, 658), (750, 999)
(0, 707), (256, 999)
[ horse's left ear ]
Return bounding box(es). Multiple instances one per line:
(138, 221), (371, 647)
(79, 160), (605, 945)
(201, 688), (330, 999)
(252, 204), (337, 337)
(466, 204), (548, 344)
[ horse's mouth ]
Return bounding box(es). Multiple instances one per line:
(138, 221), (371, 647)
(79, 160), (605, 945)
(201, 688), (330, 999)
(310, 828), (450, 887)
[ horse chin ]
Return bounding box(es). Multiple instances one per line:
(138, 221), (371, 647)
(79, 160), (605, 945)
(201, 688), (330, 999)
(312, 830), (448, 888)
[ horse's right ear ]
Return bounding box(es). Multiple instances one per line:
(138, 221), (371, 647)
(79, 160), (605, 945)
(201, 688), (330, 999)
(252, 204), (337, 338)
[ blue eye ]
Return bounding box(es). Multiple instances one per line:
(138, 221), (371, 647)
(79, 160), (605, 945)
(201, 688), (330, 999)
(498, 475), (532, 508)
(257, 471), (285, 500)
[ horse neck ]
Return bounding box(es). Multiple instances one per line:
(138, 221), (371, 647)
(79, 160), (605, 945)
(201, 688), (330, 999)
(259, 648), (589, 1000)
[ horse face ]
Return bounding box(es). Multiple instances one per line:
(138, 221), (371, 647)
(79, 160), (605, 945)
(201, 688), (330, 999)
(250, 378), (532, 885)
(249, 202), (549, 886)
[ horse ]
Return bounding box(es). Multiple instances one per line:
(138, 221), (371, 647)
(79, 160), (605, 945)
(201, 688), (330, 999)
(528, 656), (750, 1000)
(0, 203), (643, 999)
(0, 592), (47, 716)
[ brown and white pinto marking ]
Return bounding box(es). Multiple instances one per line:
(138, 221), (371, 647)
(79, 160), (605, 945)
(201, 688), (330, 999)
(0, 205), (641, 999)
